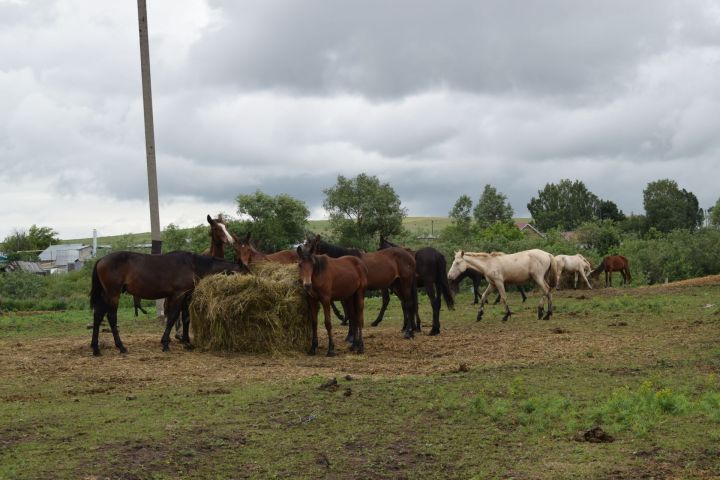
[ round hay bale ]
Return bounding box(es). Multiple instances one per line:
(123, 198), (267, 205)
(190, 262), (310, 353)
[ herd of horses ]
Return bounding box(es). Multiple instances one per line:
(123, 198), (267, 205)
(89, 215), (633, 357)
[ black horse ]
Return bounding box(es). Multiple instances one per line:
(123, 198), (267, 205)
(374, 237), (454, 335)
(90, 251), (247, 355)
(450, 268), (527, 305)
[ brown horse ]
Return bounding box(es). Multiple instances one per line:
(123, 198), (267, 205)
(232, 232), (298, 267)
(90, 251), (246, 355)
(590, 255), (631, 287)
(310, 236), (418, 339)
(297, 244), (368, 356)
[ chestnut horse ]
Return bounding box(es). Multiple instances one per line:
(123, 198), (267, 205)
(297, 244), (368, 356)
(310, 236), (418, 339)
(449, 267), (527, 304)
(232, 232), (298, 267)
(448, 249), (557, 322)
(90, 251), (246, 355)
(375, 237), (454, 336)
(590, 255), (631, 287)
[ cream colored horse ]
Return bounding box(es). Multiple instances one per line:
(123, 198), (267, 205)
(447, 249), (558, 322)
(554, 254), (593, 290)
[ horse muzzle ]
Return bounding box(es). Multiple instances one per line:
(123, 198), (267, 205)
(303, 282), (315, 296)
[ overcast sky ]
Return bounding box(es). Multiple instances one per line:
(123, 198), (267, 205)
(1, 0), (719, 240)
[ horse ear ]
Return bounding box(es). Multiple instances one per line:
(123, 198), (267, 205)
(460, 250), (465, 257)
(218, 213), (224, 222)
(207, 214), (213, 225)
(296, 245), (302, 256)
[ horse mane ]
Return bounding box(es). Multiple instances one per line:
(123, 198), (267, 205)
(490, 251), (505, 256)
(313, 255), (328, 274)
(464, 252), (492, 258)
(315, 239), (363, 258)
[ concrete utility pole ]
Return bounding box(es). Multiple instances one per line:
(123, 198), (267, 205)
(137, 0), (164, 317)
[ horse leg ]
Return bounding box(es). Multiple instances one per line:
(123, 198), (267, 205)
(494, 283), (512, 322)
(473, 277), (481, 304)
(371, 288), (391, 327)
(90, 301), (108, 356)
(352, 292), (365, 354)
(331, 301), (347, 326)
(401, 295), (415, 339)
(580, 269), (593, 289)
(343, 299), (355, 344)
(543, 283), (554, 320)
(181, 295), (194, 349)
(477, 284), (495, 321)
(308, 300), (319, 356)
(160, 297), (182, 351)
(424, 281), (440, 336)
(106, 308), (128, 354)
(519, 285), (528, 303)
(321, 302), (336, 357)
(573, 272), (578, 290)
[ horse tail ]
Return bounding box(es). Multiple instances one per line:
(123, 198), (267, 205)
(435, 253), (455, 310)
(545, 254), (559, 289)
(89, 261), (105, 310)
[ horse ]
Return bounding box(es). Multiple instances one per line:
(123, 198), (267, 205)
(89, 251), (246, 355)
(310, 236), (418, 339)
(232, 232), (298, 267)
(374, 237), (454, 335)
(447, 249), (557, 322)
(449, 267), (527, 304)
(131, 214), (234, 339)
(555, 254), (593, 290)
(297, 244), (368, 356)
(590, 255), (631, 287)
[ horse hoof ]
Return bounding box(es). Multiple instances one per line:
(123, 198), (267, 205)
(370, 321), (380, 327)
(183, 343), (195, 350)
(355, 346), (364, 354)
(403, 331), (414, 340)
(92, 349), (101, 357)
(428, 329), (440, 336)
(308, 349), (317, 356)
(326, 350), (336, 357)
(119, 347), (128, 354)
(162, 345), (170, 352)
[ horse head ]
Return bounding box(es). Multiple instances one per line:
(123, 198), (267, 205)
(296, 244), (317, 296)
(447, 251), (468, 281)
(207, 214), (234, 246)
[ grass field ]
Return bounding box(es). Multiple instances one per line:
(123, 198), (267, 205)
(2, 279), (720, 478)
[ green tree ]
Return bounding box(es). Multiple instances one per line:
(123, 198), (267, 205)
(575, 220), (621, 255)
(236, 191), (309, 252)
(449, 194), (473, 231)
(473, 184), (514, 228)
(323, 173), (406, 249)
(709, 198), (720, 228)
(597, 200), (625, 222)
(162, 223), (189, 252)
(527, 179), (600, 231)
(643, 179), (702, 233)
(1, 225), (58, 253)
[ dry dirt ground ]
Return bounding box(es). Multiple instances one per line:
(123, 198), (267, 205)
(2, 276), (718, 393)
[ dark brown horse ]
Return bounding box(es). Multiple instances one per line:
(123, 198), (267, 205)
(297, 244), (368, 356)
(131, 214), (233, 318)
(590, 255), (631, 287)
(375, 237), (454, 336)
(90, 251), (246, 355)
(232, 232), (298, 267)
(449, 267), (527, 305)
(310, 236), (418, 339)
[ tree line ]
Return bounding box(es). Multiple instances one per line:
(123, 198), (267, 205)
(3, 174), (719, 286)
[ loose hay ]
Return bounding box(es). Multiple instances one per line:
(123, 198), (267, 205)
(190, 262), (310, 353)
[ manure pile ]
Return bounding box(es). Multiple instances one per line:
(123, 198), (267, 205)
(190, 262), (310, 353)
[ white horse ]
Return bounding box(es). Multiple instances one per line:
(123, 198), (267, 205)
(447, 249), (558, 322)
(554, 254), (593, 290)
